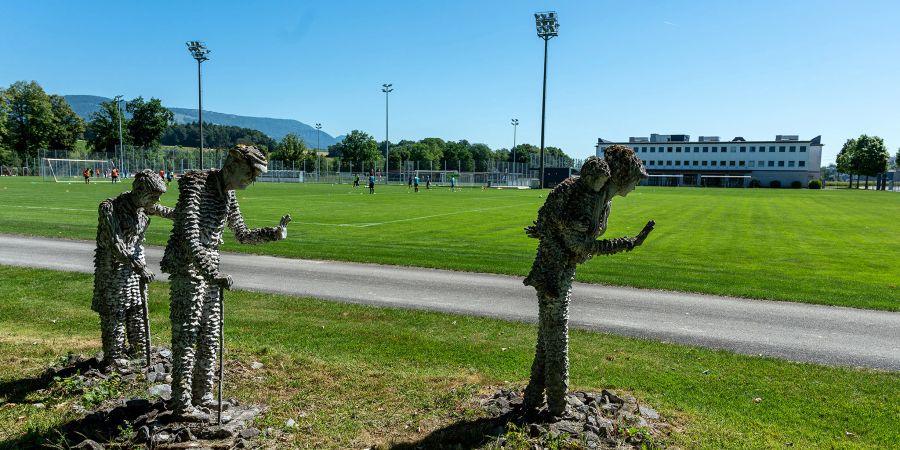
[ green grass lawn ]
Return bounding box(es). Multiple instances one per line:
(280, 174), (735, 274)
(0, 266), (897, 449)
(0, 177), (897, 311)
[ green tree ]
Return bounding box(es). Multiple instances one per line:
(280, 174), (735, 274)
(855, 135), (889, 190)
(836, 138), (859, 188)
(271, 133), (311, 166)
(87, 99), (129, 153)
(469, 143), (495, 172)
(47, 95), (85, 150)
(330, 130), (379, 170)
(3, 81), (54, 158)
(126, 97), (173, 148)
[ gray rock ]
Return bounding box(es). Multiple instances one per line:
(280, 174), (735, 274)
(174, 427), (195, 442)
(240, 427), (260, 439)
(158, 348), (172, 358)
(639, 404), (660, 419)
(154, 362), (165, 374)
(32, 403), (45, 409)
(250, 361), (264, 370)
(154, 431), (172, 443)
(148, 383), (171, 401)
(73, 439), (104, 450)
(145, 371), (157, 382)
(285, 418), (297, 428)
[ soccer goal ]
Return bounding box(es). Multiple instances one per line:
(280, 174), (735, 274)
(644, 174), (684, 187)
(700, 175), (750, 188)
(42, 158), (114, 182)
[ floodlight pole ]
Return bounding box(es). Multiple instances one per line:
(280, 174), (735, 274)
(187, 41), (210, 170)
(511, 118), (519, 174)
(315, 123), (322, 176)
(535, 12), (558, 189)
(382, 83), (393, 184)
(115, 95), (124, 172)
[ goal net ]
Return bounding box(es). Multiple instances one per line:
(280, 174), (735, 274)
(42, 158), (114, 183)
(700, 175), (750, 188)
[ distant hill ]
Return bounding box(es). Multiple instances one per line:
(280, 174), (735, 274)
(64, 95), (339, 148)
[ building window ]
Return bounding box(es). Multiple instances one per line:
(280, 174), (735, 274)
(667, 147), (673, 152)
(740, 146), (746, 152)
(721, 160), (727, 166)
(666, 160), (672, 166)
(758, 160), (764, 167)
(676, 147), (681, 152)
(800, 146), (807, 152)
(749, 161), (756, 167)
(711, 161), (717, 166)
(693, 161), (699, 166)
(779, 146), (786, 152)
(712, 147), (718, 152)
(768, 161), (775, 167)
(769, 146), (776, 152)
(799, 161), (806, 167)
(750, 146), (756, 152)
(789, 146), (796, 152)
(788, 161), (795, 167)
(703, 147), (709, 152)
(694, 147), (699, 152)
(650, 147), (656, 152)
(778, 161), (785, 167)
(702, 161), (708, 166)
(739, 161), (746, 166)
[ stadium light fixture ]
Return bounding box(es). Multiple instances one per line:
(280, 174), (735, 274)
(534, 11), (558, 189)
(382, 83), (393, 183)
(186, 41), (211, 168)
(511, 119), (519, 174)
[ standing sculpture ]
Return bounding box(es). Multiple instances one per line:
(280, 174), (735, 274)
(523, 145), (654, 417)
(161, 144), (291, 420)
(92, 170), (173, 369)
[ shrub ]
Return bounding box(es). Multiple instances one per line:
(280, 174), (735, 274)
(791, 181), (803, 189)
(808, 179), (822, 189)
(749, 179), (761, 188)
(769, 180), (782, 188)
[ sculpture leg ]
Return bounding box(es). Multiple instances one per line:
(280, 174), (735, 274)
(523, 294), (549, 409)
(100, 305), (126, 362)
(192, 283), (221, 407)
(125, 301), (147, 360)
(544, 289), (571, 417)
(170, 273), (205, 413)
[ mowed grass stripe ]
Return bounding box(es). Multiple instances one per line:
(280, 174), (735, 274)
(0, 178), (896, 310)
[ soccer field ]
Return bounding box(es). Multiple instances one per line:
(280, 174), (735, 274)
(0, 177), (897, 310)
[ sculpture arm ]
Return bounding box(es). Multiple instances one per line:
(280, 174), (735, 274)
(226, 191), (281, 244)
(146, 203), (175, 219)
(98, 200), (133, 266)
(591, 236), (637, 255)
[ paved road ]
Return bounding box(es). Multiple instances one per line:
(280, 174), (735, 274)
(1, 234), (898, 371)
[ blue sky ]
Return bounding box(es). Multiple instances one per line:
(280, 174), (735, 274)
(2, 0), (899, 163)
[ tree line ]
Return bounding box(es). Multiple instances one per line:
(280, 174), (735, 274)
(160, 122), (277, 151)
(836, 134), (895, 190)
(0, 81), (85, 166)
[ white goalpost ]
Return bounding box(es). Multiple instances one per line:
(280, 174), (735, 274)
(42, 158), (114, 183)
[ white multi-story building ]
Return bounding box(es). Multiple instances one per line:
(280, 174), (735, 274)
(596, 134), (823, 187)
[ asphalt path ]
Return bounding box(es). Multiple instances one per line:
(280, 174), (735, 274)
(1, 234), (898, 371)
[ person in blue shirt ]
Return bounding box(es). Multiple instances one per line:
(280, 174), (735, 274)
(368, 173), (376, 194)
(450, 176), (456, 192)
(414, 175), (420, 192)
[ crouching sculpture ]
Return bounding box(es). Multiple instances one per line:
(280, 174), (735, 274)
(161, 144), (291, 420)
(92, 170), (173, 368)
(523, 145), (654, 417)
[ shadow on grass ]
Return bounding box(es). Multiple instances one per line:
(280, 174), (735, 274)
(388, 410), (531, 450)
(0, 357), (101, 404)
(0, 399), (161, 450)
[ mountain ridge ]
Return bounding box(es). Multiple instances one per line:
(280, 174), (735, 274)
(64, 95), (339, 148)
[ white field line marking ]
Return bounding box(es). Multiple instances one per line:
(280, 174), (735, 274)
(0, 204), (96, 212)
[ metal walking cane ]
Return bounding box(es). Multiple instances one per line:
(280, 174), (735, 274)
(140, 278), (151, 369)
(217, 286), (225, 426)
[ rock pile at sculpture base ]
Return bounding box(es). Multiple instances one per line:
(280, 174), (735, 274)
(480, 389), (671, 449)
(42, 348), (265, 450)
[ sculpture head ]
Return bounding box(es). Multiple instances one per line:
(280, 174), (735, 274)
(603, 145), (648, 197)
(579, 156), (611, 192)
(222, 144), (268, 190)
(132, 170), (167, 207)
